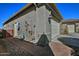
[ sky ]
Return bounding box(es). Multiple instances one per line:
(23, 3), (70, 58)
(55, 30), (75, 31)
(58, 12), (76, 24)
(0, 3), (79, 28)
(56, 3), (79, 20)
(0, 3), (26, 28)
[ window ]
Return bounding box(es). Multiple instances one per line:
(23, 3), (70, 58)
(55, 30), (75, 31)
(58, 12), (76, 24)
(17, 23), (20, 31)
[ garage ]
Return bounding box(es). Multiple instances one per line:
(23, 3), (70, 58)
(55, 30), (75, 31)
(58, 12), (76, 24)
(61, 20), (79, 34)
(68, 25), (75, 34)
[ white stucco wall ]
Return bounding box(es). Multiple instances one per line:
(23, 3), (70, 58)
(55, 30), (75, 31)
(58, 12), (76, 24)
(34, 5), (60, 42)
(68, 25), (75, 33)
(35, 5), (49, 43)
(4, 4), (61, 43)
(15, 10), (36, 42)
(51, 20), (60, 40)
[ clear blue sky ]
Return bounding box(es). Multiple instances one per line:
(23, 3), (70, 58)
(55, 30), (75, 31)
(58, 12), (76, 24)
(0, 3), (26, 28)
(0, 3), (79, 28)
(56, 3), (79, 20)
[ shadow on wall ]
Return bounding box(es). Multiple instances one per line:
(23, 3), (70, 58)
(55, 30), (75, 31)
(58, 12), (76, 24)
(37, 34), (49, 47)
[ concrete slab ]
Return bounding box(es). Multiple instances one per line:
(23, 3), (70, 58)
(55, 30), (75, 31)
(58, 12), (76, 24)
(49, 41), (74, 56)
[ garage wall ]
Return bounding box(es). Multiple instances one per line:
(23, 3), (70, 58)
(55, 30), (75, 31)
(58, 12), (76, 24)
(76, 23), (79, 33)
(68, 25), (75, 33)
(51, 20), (60, 40)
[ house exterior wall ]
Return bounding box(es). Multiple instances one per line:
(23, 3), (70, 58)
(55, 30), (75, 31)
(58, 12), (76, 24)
(68, 25), (75, 33)
(60, 23), (79, 34)
(35, 5), (51, 42)
(51, 20), (60, 40)
(16, 5), (52, 43)
(4, 20), (17, 37)
(42, 6), (60, 41)
(60, 24), (68, 34)
(4, 20), (16, 30)
(61, 24), (75, 34)
(15, 9), (36, 42)
(76, 23), (79, 33)
(4, 4), (61, 43)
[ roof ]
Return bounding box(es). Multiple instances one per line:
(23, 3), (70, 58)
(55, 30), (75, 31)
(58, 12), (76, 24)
(3, 3), (32, 25)
(49, 3), (63, 20)
(3, 3), (63, 25)
(61, 19), (79, 24)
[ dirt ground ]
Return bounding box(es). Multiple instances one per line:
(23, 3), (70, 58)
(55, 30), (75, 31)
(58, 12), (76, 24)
(0, 39), (9, 55)
(0, 37), (53, 56)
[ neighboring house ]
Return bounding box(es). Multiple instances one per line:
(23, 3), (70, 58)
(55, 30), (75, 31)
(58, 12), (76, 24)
(3, 3), (63, 43)
(60, 19), (79, 34)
